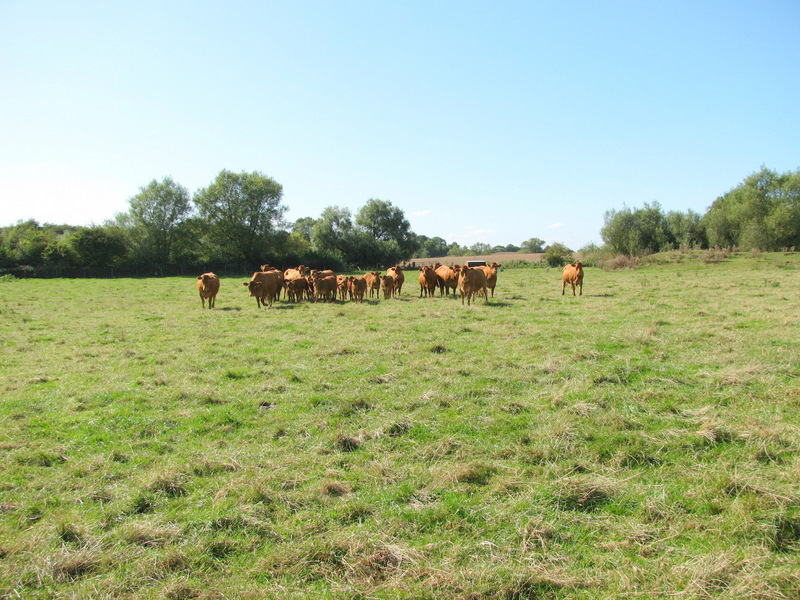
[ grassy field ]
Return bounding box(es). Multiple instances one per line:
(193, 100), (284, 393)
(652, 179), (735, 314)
(1, 252), (799, 599)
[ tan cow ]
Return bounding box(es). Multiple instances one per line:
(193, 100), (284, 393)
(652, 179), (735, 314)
(435, 264), (459, 297)
(381, 274), (396, 299)
(457, 265), (488, 306)
(196, 272), (220, 309)
(387, 266), (404, 296)
(418, 265), (437, 298)
(243, 270), (282, 308)
(562, 261), (584, 296)
(364, 271), (382, 298)
(477, 262), (500, 298)
(349, 276), (367, 303)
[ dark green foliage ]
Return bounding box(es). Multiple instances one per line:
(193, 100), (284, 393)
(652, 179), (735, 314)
(703, 166), (800, 250)
(542, 242), (573, 267)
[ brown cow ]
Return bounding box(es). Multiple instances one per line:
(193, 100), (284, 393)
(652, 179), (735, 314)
(477, 262), (500, 298)
(243, 270), (282, 308)
(418, 265), (437, 298)
(387, 266), (404, 296)
(364, 271), (382, 298)
(435, 264), (459, 297)
(282, 265), (307, 299)
(312, 275), (337, 302)
(196, 272), (220, 309)
(349, 276), (367, 303)
(562, 261), (584, 296)
(381, 274), (396, 299)
(457, 265), (488, 306)
(337, 274), (350, 301)
(285, 277), (309, 302)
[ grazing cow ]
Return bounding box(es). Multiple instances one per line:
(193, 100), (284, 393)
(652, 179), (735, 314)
(435, 264), (459, 297)
(196, 272), (220, 309)
(418, 265), (438, 298)
(349, 276), (367, 303)
(243, 270), (282, 308)
(457, 265), (488, 306)
(364, 271), (382, 298)
(562, 261), (584, 296)
(477, 262), (500, 298)
(381, 274), (396, 299)
(387, 266), (404, 296)
(312, 275), (337, 302)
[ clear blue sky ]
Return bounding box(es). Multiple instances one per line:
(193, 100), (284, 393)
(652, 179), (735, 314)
(2, 1), (798, 249)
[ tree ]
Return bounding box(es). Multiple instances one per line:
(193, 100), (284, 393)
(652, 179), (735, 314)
(355, 199), (417, 261)
(194, 170), (286, 263)
(125, 177), (192, 264)
(69, 226), (129, 267)
(601, 202), (672, 255)
(291, 217), (316, 242)
(703, 166), (800, 250)
(520, 237), (546, 253)
(311, 206), (354, 262)
(542, 242), (573, 267)
(469, 242), (492, 255)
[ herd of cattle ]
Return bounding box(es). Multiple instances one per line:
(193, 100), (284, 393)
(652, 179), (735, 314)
(196, 261), (584, 309)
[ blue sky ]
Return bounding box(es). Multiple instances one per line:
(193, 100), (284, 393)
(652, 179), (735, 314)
(1, 1), (798, 249)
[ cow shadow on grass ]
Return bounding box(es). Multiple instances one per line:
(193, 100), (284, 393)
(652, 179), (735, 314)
(484, 300), (512, 308)
(217, 307), (241, 312)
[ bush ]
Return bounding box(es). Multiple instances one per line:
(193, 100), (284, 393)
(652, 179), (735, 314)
(543, 243), (573, 267)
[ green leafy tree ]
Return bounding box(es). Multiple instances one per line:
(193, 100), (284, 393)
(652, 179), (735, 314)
(69, 226), (129, 267)
(601, 202), (672, 255)
(543, 242), (573, 267)
(520, 237), (546, 253)
(291, 217), (316, 242)
(355, 198), (417, 261)
(311, 206), (354, 263)
(703, 166), (800, 250)
(194, 170), (286, 263)
(469, 242), (492, 255)
(125, 177), (192, 264)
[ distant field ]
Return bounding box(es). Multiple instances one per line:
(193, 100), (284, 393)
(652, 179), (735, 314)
(406, 251), (543, 267)
(1, 252), (799, 599)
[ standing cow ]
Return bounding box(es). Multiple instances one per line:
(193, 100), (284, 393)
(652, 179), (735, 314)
(196, 272), (220, 309)
(243, 271), (282, 308)
(457, 265), (488, 306)
(562, 262), (584, 296)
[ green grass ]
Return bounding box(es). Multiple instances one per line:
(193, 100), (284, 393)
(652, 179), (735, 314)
(1, 252), (800, 598)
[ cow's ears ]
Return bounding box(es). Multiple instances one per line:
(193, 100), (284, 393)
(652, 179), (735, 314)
(197, 275), (203, 280)
(243, 282), (249, 286)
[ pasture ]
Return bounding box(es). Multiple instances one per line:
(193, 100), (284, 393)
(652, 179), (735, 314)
(1, 253), (799, 599)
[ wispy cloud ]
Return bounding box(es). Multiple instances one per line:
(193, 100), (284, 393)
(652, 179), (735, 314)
(412, 210), (432, 217)
(547, 222), (564, 229)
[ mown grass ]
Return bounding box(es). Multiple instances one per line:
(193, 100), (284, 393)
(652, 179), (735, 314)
(1, 253), (799, 599)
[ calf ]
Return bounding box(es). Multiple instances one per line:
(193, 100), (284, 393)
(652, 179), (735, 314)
(196, 272), (220, 309)
(562, 261), (584, 296)
(381, 274), (396, 299)
(364, 271), (382, 298)
(349, 276), (367, 303)
(418, 265), (437, 297)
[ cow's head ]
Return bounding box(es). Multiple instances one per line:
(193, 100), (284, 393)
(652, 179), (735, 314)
(243, 280), (262, 296)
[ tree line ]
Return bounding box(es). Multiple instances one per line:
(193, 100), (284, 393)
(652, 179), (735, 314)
(1, 166), (797, 276)
(600, 166), (800, 255)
